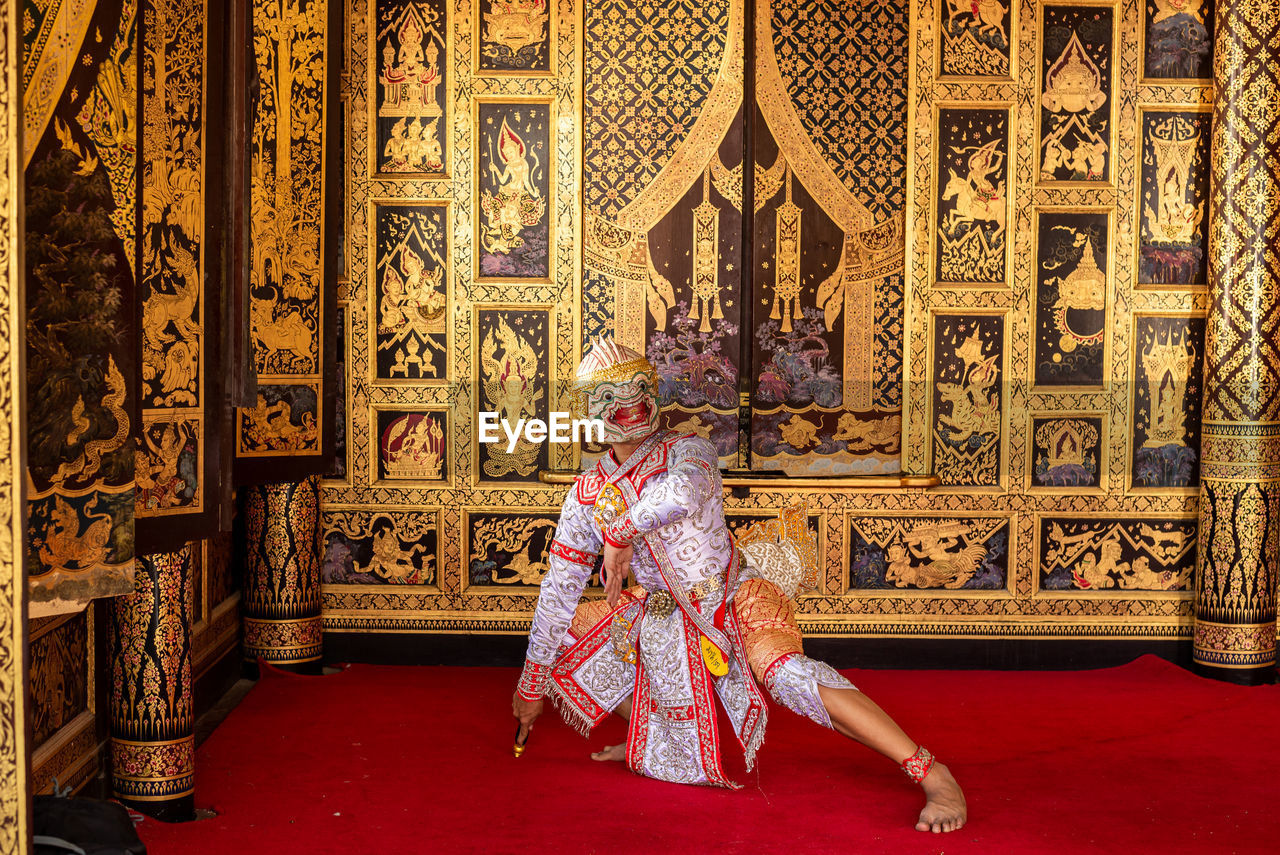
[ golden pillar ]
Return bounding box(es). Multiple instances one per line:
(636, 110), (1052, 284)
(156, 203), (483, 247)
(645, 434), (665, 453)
(1193, 0), (1280, 683)
(242, 477), (323, 673)
(109, 546), (195, 821)
(0, 0), (30, 846)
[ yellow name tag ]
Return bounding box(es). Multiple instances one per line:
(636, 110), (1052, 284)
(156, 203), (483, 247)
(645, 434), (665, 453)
(700, 635), (729, 676)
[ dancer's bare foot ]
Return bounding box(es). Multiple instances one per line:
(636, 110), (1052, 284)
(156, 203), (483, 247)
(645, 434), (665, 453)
(916, 762), (967, 833)
(590, 743), (626, 762)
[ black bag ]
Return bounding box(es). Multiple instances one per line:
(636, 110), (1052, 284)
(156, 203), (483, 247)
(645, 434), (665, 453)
(33, 795), (146, 855)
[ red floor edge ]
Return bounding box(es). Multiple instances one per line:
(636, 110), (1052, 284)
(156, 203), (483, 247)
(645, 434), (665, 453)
(135, 655), (1280, 855)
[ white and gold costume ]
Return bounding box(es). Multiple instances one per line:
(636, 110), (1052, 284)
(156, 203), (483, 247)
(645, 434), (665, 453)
(517, 339), (855, 788)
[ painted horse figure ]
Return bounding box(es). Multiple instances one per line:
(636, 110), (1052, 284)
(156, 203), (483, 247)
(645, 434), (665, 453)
(942, 139), (1006, 236)
(946, 0), (1009, 41)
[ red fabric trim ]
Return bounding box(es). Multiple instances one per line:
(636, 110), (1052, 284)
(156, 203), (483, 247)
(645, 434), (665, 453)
(721, 589), (769, 757)
(763, 651), (799, 689)
(652, 703), (697, 722)
(605, 515), (638, 547)
(549, 600), (637, 727)
(549, 539), (597, 568)
(901, 746), (936, 783)
(629, 431), (693, 494)
(624, 602), (650, 771)
(574, 466), (607, 505)
(626, 603), (733, 788)
(684, 613), (731, 788)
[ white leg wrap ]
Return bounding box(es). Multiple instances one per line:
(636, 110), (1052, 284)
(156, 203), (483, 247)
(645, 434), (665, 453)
(763, 654), (857, 730)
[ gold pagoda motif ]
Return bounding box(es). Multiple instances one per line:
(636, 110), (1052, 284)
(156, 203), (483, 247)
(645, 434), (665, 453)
(1055, 237), (1106, 312)
(1034, 419), (1099, 470)
(1144, 116), (1203, 246)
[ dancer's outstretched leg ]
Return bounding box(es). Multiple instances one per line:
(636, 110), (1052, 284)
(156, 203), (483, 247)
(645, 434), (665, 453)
(816, 683), (967, 834)
(736, 578), (967, 832)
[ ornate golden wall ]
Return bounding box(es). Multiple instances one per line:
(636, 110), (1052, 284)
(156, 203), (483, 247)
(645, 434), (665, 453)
(325, 0), (1215, 643)
(324, 0), (581, 626)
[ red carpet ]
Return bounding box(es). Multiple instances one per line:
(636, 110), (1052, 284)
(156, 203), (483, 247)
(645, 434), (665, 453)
(137, 655), (1280, 854)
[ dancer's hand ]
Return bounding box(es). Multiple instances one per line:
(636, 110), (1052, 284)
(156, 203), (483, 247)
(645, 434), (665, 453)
(512, 691), (543, 744)
(602, 542), (632, 608)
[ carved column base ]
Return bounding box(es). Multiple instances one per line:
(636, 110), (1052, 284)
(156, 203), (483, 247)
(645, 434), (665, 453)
(109, 547), (195, 822)
(1192, 620), (1277, 684)
(241, 477), (323, 673)
(1192, 429), (1280, 685)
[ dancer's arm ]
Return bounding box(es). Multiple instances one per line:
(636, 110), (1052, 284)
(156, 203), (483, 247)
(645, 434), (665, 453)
(516, 487), (602, 701)
(600, 436), (720, 549)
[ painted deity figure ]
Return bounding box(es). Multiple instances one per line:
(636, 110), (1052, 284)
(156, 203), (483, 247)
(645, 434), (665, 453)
(377, 15), (442, 119)
(383, 116), (445, 174)
(480, 119), (545, 255)
(379, 246), (444, 337)
(512, 338), (968, 833)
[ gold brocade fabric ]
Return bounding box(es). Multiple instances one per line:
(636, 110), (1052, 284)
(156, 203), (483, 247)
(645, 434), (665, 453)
(568, 579), (802, 683)
(569, 586), (646, 638)
(732, 578), (803, 682)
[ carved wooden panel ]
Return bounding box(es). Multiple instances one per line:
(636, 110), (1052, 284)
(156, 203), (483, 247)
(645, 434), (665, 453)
(24, 0), (139, 614)
(235, 0), (340, 481)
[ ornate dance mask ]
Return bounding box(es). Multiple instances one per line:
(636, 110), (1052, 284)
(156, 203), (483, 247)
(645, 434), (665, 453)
(571, 337), (660, 444)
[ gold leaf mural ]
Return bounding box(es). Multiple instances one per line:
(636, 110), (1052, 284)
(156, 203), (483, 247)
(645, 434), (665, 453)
(138, 0), (206, 519)
(320, 0), (1223, 643)
(239, 0), (333, 463)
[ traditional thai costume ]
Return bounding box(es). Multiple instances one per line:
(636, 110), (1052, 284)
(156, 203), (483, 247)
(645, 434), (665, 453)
(516, 340), (858, 788)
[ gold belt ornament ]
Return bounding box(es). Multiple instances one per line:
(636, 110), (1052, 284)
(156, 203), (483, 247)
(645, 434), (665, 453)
(610, 612), (638, 664)
(645, 575), (723, 621)
(646, 589), (676, 619)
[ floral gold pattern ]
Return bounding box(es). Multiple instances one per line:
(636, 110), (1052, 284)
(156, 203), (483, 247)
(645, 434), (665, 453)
(1192, 0), (1280, 678)
(243, 478), (323, 667)
(109, 547), (195, 816)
